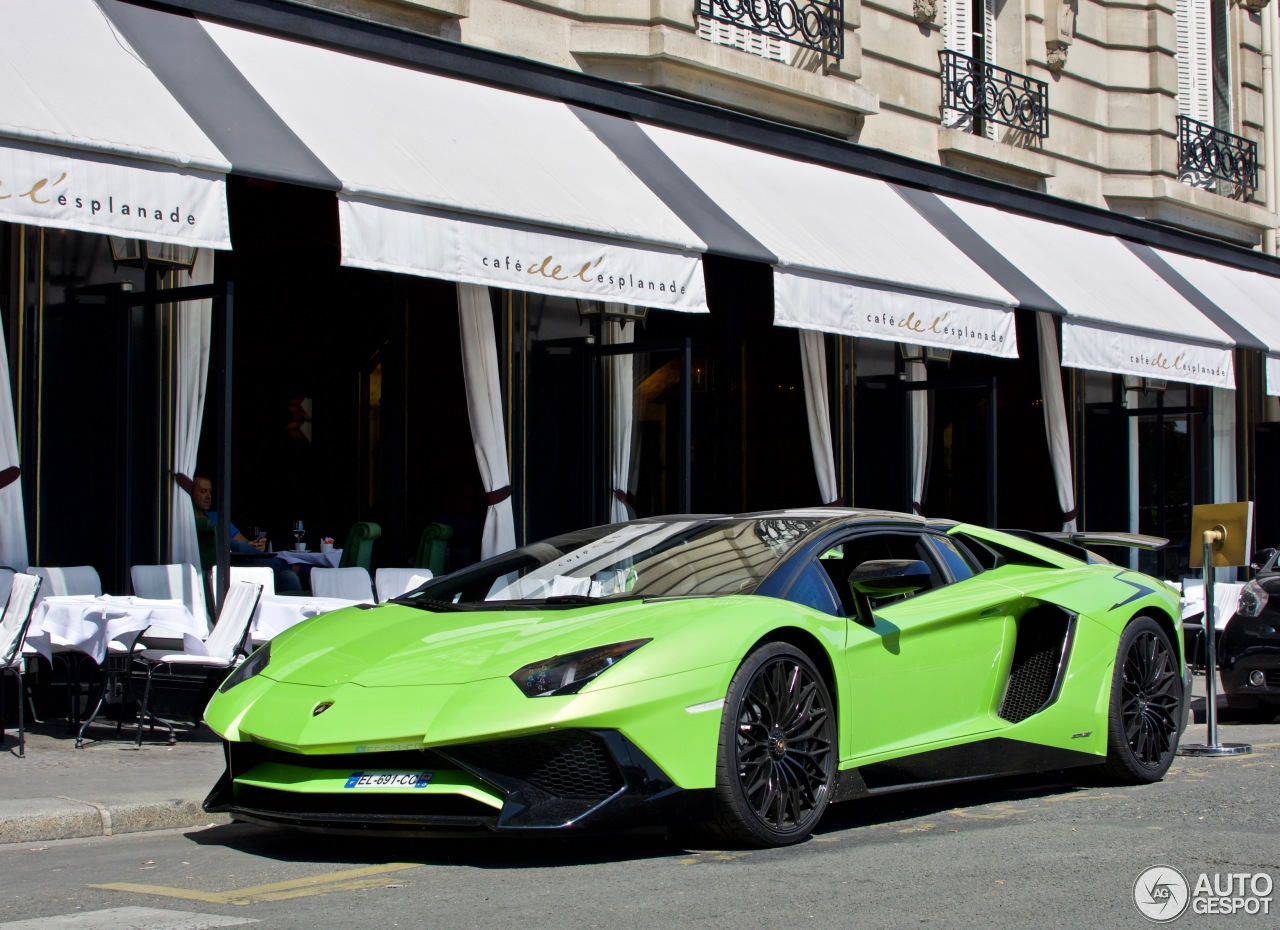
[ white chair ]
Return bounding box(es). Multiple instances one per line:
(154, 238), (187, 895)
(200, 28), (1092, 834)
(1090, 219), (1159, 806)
(30, 565), (101, 603)
(210, 565), (275, 597)
(311, 567), (375, 601)
(130, 563), (211, 643)
(0, 567), (15, 608)
(1, 573), (42, 758)
(133, 580), (263, 746)
(27, 565), (106, 726)
(375, 567), (432, 603)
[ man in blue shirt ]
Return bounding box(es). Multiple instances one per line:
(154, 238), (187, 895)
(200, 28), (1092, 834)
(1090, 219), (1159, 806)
(192, 476), (301, 591)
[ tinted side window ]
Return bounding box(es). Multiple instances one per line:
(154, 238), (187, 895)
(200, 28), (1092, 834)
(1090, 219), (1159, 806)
(817, 532), (944, 616)
(782, 563), (842, 615)
(928, 535), (979, 581)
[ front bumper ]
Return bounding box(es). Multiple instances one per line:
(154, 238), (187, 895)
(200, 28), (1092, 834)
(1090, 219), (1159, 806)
(1218, 614), (1280, 706)
(204, 728), (696, 837)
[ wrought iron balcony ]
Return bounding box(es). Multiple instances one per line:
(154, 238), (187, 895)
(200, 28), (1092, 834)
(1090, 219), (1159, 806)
(939, 50), (1048, 139)
(695, 0), (844, 60)
(1177, 115), (1257, 198)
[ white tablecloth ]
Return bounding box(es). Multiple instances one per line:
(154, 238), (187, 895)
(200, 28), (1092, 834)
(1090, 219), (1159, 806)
(251, 593), (368, 644)
(1179, 579), (1245, 631)
(26, 595), (205, 664)
(275, 548), (342, 568)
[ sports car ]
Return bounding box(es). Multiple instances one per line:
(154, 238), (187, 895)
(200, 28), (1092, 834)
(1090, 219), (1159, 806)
(203, 509), (1191, 847)
(1220, 546), (1280, 713)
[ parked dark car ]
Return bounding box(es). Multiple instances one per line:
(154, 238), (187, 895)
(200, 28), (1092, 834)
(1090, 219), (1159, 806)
(1222, 548), (1280, 712)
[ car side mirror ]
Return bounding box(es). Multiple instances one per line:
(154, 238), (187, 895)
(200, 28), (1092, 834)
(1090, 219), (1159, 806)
(1251, 548), (1277, 571)
(847, 559), (932, 625)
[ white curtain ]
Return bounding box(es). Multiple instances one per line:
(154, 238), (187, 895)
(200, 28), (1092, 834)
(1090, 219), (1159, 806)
(605, 313), (636, 523)
(1037, 312), (1077, 531)
(799, 330), (839, 505)
(1212, 387), (1236, 503)
(0, 317), (27, 570)
(458, 284), (516, 558)
(907, 359), (928, 514)
(168, 250), (215, 566)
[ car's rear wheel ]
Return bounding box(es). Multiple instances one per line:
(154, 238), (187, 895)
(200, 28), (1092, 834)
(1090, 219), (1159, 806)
(703, 642), (836, 847)
(1100, 616), (1182, 783)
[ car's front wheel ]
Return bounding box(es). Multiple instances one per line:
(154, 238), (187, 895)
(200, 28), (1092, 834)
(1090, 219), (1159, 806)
(703, 642), (836, 847)
(1100, 616), (1183, 783)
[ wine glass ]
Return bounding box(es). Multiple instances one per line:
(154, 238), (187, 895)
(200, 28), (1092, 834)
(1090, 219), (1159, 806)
(292, 519), (306, 550)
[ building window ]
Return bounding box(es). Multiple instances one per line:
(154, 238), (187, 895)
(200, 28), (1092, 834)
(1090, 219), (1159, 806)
(693, 1), (844, 60)
(1176, 0), (1255, 196)
(943, 0), (996, 137)
(939, 0), (1047, 140)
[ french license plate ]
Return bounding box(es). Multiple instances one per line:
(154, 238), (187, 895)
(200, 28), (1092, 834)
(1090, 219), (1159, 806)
(343, 771), (433, 789)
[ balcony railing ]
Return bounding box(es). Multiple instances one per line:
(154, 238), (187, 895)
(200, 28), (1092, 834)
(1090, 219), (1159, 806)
(1177, 115), (1257, 198)
(694, 0), (844, 60)
(939, 50), (1048, 139)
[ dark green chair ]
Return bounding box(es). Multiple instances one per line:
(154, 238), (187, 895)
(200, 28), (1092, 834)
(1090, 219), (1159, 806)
(414, 523), (454, 577)
(339, 522), (381, 571)
(194, 517), (217, 573)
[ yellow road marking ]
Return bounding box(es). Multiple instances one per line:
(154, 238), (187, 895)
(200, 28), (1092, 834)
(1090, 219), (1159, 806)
(948, 808), (1025, 819)
(91, 863), (422, 906)
(897, 822), (937, 833)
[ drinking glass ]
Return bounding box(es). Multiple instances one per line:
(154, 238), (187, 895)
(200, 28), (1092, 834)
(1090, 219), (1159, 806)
(292, 520), (306, 550)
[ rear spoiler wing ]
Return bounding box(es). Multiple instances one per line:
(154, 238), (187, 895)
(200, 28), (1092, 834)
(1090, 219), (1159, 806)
(1043, 532), (1169, 550)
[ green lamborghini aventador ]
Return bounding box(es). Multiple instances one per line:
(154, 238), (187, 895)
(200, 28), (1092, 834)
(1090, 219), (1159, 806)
(203, 509), (1190, 847)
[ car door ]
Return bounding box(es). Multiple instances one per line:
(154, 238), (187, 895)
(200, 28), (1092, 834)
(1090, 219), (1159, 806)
(818, 529), (1017, 762)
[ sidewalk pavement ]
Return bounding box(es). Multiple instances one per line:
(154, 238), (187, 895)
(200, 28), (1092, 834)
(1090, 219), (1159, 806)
(0, 720), (229, 845)
(0, 671), (1271, 846)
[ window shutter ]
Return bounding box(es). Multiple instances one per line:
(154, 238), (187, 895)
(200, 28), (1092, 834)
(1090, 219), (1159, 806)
(696, 12), (791, 64)
(1176, 0), (1213, 124)
(944, 0), (972, 56)
(982, 0), (996, 65)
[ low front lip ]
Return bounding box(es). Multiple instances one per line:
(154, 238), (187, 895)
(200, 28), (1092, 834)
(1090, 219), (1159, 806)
(205, 728), (692, 837)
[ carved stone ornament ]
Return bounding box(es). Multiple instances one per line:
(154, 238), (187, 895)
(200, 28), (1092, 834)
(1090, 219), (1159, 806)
(1043, 0), (1077, 73)
(1240, 0), (1270, 13)
(912, 0), (938, 24)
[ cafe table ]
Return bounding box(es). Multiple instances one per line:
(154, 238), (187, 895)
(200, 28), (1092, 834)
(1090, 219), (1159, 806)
(275, 548), (343, 569)
(250, 593), (370, 645)
(24, 594), (206, 746)
(26, 594), (205, 665)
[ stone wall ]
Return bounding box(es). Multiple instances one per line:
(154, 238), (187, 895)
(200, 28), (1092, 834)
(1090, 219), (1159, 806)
(295, 0), (1276, 244)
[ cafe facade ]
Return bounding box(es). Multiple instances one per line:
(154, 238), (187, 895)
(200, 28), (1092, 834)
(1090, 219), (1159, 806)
(6, 0), (1280, 594)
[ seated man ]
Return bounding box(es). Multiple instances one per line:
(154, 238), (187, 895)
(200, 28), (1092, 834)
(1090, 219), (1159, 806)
(191, 475), (301, 592)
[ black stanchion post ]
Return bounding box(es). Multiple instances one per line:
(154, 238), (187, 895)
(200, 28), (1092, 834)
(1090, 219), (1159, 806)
(1179, 525), (1251, 757)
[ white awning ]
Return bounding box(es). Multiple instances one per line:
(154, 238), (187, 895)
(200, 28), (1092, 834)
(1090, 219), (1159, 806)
(632, 124), (1018, 355)
(0, 0), (231, 248)
(199, 20), (708, 312)
(1154, 249), (1280, 396)
(940, 197), (1237, 389)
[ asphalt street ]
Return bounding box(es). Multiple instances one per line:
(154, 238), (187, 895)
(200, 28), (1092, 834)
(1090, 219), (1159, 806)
(0, 700), (1276, 930)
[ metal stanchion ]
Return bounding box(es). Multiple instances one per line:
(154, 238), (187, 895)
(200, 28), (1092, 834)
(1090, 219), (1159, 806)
(1178, 527), (1251, 757)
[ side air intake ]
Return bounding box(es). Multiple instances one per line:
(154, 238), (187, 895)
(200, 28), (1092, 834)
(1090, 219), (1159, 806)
(999, 606), (1076, 723)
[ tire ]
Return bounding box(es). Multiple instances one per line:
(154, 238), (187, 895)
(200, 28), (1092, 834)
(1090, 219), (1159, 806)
(702, 642), (837, 847)
(1099, 616), (1183, 784)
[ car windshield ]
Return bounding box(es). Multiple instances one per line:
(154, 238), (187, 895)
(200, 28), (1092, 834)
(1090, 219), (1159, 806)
(402, 516), (822, 608)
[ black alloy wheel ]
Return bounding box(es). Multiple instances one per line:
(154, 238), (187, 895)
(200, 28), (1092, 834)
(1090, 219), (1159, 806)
(1101, 616), (1182, 783)
(704, 642), (836, 847)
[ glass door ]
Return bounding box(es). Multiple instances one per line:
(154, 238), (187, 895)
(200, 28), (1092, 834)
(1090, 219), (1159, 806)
(593, 340), (692, 525)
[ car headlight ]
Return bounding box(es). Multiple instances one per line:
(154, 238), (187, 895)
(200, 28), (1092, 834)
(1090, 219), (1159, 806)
(218, 642), (271, 693)
(1238, 580), (1269, 618)
(510, 639), (651, 698)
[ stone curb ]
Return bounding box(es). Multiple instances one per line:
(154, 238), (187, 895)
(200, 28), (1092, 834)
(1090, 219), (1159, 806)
(0, 797), (230, 845)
